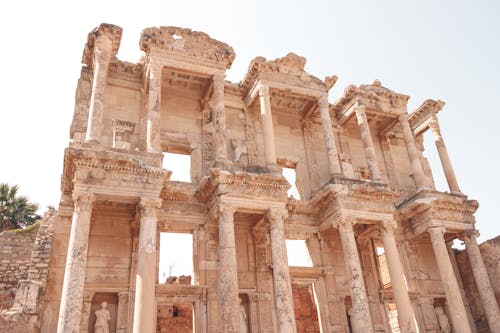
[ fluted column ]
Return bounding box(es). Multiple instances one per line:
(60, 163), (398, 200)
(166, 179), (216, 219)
(212, 73), (228, 162)
(399, 113), (427, 190)
(354, 105), (381, 181)
(57, 192), (95, 333)
(462, 230), (500, 332)
(318, 93), (342, 176)
(258, 84), (277, 166)
(428, 226), (471, 333)
(133, 197), (162, 333)
(218, 205), (239, 333)
(428, 115), (461, 193)
(146, 63), (162, 153)
(379, 222), (418, 332)
(85, 35), (113, 143)
(336, 219), (374, 333)
(268, 209), (297, 333)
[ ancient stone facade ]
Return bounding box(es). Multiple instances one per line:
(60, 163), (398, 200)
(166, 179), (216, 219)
(1, 23), (499, 332)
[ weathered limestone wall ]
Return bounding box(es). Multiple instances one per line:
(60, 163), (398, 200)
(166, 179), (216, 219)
(157, 276), (193, 333)
(291, 284), (320, 333)
(0, 225), (39, 309)
(456, 236), (500, 332)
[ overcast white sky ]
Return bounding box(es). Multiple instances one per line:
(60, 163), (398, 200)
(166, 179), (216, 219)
(0, 0), (499, 247)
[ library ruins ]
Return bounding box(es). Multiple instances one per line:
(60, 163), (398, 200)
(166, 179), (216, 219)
(1, 23), (499, 333)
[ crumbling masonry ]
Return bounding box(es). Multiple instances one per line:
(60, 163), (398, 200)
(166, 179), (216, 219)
(1, 23), (499, 333)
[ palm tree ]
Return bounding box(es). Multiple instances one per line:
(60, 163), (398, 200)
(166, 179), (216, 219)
(0, 183), (41, 231)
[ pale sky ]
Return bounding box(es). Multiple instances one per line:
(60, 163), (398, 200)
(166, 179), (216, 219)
(0, 0), (499, 245)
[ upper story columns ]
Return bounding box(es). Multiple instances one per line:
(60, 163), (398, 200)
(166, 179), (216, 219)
(354, 105), (382, 181)
(85, 25), (122, 144)
(399, 113), (427, 190)
(318, 94), (342, 177)
(258, 84), (278, 167)
(146, 62), (163, 153)
(212, 73), (229, 163)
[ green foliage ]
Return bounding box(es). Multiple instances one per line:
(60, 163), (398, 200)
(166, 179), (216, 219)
(0, 183), (41, 231)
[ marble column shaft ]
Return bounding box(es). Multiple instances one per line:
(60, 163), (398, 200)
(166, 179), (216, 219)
(354, 105), (381, 181)
(218, 205), (240, 333)
(57, 192), (95, 333)
(212, 73), (228, 162)
(86, 36), (113, 143)
(318, 94), (342, 176)
(258, 84), (277, 166)
(428, 226), (471, 333)
(380, 223), (418, 332)
(429, 115), (461, 193)
(463, 230), (500, 333)
(399, 113), (427, 190)
(132, 198), (162, 333)
(337, 219), (374, 333)
(146, 63), (162, 153)
(268, 209), (297, 333)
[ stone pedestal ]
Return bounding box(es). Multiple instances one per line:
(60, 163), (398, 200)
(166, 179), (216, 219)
(462, 230), (500, 333)
(318, 94), (342, 177)
(217, 205), (239, 333)
(354, 105), (381, 181)
(429, 115), (461, 193)
(85, 35), (113, 143)
(428, 226), (471, 333)
(57, 192), (95, 333)
(380, 223), (418, 332)
(268, 209), (297, 333)
(212, 73), (228, 162)
(337, 219), (374, 333)
(146, 63), (162, 153)
(258, 85), (277, 167)
(132, 198), (162, 333)
(399, 113), (426, 190)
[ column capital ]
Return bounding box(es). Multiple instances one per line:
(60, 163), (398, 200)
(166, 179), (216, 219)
(398, 112), (410, 122)
(354, 104), (366, 115)
(379, 220), (397, 236)
(258, 83), (270, 97)
(266, 208), (288, 228)
(460, 229), (480, 245)
(138, 197), (162, 218)
(317, 93), (329, 109)
(212, 72), (226, 83)
(334, 217), (355, 233)
(428, 114), (442, 137)
(217, 203), (234, 216)
(72, 191), (95, 213)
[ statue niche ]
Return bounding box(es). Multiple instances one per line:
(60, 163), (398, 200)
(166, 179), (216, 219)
(88, 292), (118, 333)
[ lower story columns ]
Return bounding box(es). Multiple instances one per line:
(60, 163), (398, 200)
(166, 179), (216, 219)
(428, 226), (471, 333)
(336, 218), (374, 333)
(57, 192), (95, 333)
(132, 197), (162, 333)
(218, 205), (240, 333)
(268, 209), (297, 333)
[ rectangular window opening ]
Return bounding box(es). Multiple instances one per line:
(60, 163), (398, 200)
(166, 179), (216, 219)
(282, 167), (301, 199)
(158, 232), (193, 284)
(286, 239), (313, 267)
(376, 246), (392, 288)
(162, 152), (192, 183)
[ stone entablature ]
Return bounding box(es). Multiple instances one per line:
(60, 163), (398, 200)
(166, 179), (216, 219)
(2, 23), (498, 333)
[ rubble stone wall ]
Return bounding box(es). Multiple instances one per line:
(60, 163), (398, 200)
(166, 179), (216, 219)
(0, 224), (39, 310)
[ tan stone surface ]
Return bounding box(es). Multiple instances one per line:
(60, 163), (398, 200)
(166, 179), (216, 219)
(2, 22), (497, 333)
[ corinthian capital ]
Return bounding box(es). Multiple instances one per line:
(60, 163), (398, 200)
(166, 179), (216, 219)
(460, 229), (480, 245)
(334, 217), (355, 233)
(72, 191), (95, 213)
(139, 197), (162, 218)
(267, 208), (288, 228)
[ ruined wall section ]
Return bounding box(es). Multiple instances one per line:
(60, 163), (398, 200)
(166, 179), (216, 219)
(456, 236), (500, 332)
(0, 225), (38, 310)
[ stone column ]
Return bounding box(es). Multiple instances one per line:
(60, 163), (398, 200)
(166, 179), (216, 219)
(146, 63), (162, 153)
(399, 113), (427, 190)
(132, 197), (162, 333)
(57, 192), (95, 333)
(354, 105), (381, 181)
(217, 205), (239, 333)
(85, 35), (113, 143)
(336, 219), (374, 333)
(428, 115), (461, 193)
(258, 84), (277, 166)
(318, 93), (342, 177)
(379, 222), (418, 332)
(212, 73), (228, 163)
(462, 230), (500, 332)
(268, 209), (297, 333)
(428, 226), (471, 333)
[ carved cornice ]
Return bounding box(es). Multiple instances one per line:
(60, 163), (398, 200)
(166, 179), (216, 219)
(82, 23), (123, 68)
(409, 99), (445, 135)
(139, 26), (235, 69)
(241, 53), (326, 93)
(108, 60), (144, 80)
